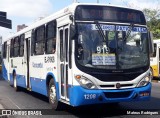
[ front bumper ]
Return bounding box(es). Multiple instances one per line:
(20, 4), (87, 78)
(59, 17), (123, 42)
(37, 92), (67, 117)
(69, 83), (151, 106)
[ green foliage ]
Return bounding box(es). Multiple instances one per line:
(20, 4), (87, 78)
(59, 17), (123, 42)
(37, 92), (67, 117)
(143, 8), (160, 39)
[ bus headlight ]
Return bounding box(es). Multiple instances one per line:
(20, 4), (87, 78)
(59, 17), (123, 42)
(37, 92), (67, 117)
(75, 75), (97, 89)
(136, 76), (151, 87)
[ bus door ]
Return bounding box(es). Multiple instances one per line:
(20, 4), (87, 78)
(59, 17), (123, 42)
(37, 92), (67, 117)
(24, 38), (31, 90)
(58, 26), (69, 101)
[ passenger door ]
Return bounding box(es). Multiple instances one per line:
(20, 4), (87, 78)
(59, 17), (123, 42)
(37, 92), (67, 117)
(23, 33), (31, 90)
(58, 26), (69, 101)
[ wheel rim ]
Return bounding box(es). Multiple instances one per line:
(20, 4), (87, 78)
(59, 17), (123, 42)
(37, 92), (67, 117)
(14, 76), (17, 88)
(49, 85), (56, 104)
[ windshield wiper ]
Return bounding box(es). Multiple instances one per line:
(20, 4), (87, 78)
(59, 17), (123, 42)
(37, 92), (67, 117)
(95, 21), (106, 43)
(123, 23), (134, 41)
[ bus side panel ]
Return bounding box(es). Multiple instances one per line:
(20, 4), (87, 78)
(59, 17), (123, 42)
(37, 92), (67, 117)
(16, 74), (26, 88)
(29, 55), (48, 96)
(30, 77), (47, 96)
(11, 57), (26, 88)
(2, 61), (8, 80)
(9, 72), (26, 88)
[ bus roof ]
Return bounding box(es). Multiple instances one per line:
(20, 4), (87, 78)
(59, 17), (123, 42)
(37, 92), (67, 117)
(4, 3), (144, 42)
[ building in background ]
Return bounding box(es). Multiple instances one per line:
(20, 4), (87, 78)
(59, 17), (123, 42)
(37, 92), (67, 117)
(17, 24), (27, 32)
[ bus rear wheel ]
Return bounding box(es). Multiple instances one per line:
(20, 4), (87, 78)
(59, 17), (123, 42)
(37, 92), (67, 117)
(48, 79), (63, 110)
(13, 75), (19, 91)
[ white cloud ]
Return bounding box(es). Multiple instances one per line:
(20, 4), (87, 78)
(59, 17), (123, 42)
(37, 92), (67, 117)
(0, 0), (53, 40)
(0, 27), (13, 42)
(120, 0), (160, 10)
(0, 0), (53, 18)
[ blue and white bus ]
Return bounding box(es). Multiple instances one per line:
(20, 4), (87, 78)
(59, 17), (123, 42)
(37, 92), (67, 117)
(2, 3), (153, 110)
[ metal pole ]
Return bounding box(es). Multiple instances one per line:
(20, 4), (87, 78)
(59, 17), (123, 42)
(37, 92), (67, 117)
(97, 0), (99, 3)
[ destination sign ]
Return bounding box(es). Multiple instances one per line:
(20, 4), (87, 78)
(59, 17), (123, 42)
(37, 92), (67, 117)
(87, 24), (147, 33)
(75, 5), (146, 25)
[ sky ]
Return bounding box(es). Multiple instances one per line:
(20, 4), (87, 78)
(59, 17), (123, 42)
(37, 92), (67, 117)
(0, 0), (159, 41)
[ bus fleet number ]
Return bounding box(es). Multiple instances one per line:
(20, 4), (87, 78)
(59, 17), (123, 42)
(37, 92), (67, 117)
(84, 94), (96, 100)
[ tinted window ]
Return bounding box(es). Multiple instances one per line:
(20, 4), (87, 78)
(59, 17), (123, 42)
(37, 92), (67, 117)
(3, 42), (7, 58)
(13, 37), (20, 57)
(19, 34), (24, 57)
(10, 39), (14, 58)
(35, 26), (45, 55)
(46, 21), (56, 54)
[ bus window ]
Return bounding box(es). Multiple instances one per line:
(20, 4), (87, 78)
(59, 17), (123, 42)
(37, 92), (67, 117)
(31, 30), (35, 56)
(10, 39), (14, 58)
(19, 34), (25, 57)
(3, 42), (7, 59)
(46, 21), (56, 54)
(60, 30), (64, 61)
(35, 26), (45, 55)
(13, 37), (20, 57)
(151, 44), (157, 57)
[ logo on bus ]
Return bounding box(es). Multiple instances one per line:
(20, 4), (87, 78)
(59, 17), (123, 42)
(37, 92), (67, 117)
(116, 83), (121, 89)
(44, 56), (55, 63)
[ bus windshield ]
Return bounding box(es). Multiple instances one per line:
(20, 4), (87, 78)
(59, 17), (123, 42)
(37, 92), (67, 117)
(75, 23), (149, 70)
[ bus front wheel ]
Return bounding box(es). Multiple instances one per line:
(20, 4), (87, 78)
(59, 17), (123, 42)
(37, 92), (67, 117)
(48, 79), (63, 110)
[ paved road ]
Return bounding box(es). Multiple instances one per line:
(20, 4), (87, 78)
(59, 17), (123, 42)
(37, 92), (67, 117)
(0, 77), (160, 118)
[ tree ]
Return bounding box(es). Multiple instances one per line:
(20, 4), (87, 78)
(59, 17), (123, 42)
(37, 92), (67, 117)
(143, 8), (160, 39)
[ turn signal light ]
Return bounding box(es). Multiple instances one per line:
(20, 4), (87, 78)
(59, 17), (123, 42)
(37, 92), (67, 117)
(140, 92), (150, 97)
(75, 75), (81, 79)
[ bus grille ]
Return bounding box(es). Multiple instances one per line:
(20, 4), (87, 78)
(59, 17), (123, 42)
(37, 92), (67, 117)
(100, 84), (133, 88)
(104, 91), (132, 98)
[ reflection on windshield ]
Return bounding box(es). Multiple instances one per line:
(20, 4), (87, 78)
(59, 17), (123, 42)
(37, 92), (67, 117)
(76, 23), (149, 69)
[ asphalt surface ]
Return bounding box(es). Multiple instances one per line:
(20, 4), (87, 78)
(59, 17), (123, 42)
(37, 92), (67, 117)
(0, 77), (160, 118)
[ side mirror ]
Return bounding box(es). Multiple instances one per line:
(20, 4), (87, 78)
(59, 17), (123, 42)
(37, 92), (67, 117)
(149, 32), (154, 55)
(70, 24), (76, 40)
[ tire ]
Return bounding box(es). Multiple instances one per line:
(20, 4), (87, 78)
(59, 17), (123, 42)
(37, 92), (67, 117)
(48, 79), (63, 110)
(13, 74), (19, 91)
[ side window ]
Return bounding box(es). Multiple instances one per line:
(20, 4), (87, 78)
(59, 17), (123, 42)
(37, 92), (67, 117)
(31, 30), (35, 56)
(13, 37), (20, 57)
(3, 42), (7, 59)
(151, 43), (157, 57)
(19, 34), (24, 57)
(65, 29), (68, 62)
(60, 30), (63, 61)
(10, 39), (14, 58)
(35, 26), (45, 55)
(46, 21), (56, 54)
